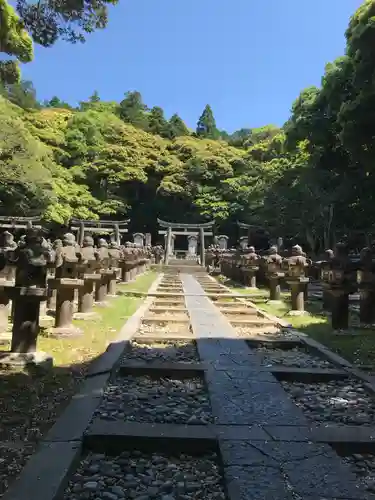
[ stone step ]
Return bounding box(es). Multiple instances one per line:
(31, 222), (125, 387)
(228, 317), (276, 327)
(148, 306), (188, 313)
(218, 307), (258, 315)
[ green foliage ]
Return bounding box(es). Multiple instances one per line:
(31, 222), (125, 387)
(147, 106), (169, 138)
(0, 0), (33, 84)
(16, 0), (119, 46)
(196, 104), (219, 139)
(118, 91), (148, 130)
(1, 80), (40, 109)
(168, 113), (190, 138)
(0, 0), (373, 247)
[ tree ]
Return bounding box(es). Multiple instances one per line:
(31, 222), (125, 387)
(2, 80), (40, 109)
(169, 113), (189, 138)
(196, 104), (219, 139)
(118, 91), (148, 130)
(147, 106), (169, 137)
(15, 0), (119, 47)
(89, 90), (101, 103)
(0, 0), (33, 84)
(45, 96), (73, 109)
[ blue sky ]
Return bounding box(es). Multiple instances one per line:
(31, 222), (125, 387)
(22, 0), (363, 132)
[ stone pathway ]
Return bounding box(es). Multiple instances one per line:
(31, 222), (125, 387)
(4, 271), (375, 500)
(182, 274), (372, 500)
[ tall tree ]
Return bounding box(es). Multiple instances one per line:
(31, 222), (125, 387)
(147, 106), (169, 137)
(89, 90), (101, 103)
(0, 0), (33, 84)
(45, 96), (73, 109)
(196, 104), (219, 139)
(169, 113), (189, 138)
(118, 91), (148, 130)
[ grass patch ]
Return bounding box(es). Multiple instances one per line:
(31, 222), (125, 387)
(221, 277), (375, 367)
(0, 271), (157, 448)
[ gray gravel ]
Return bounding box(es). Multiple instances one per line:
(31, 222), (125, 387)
(122, 341), (199, 363)
(282, 379), (375, 424)
(254, 346), (333, 368)
(137, 324), (192, 336)
(64, 451), (226, 500)
(94, 376), (212, 424)
(342, 453), (375, 496)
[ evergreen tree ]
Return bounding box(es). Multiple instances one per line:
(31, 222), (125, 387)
(148, 106), (169, 137)
(3, 80), (40, 109)
(196, 104), (219, 139)
(169, 113), (189, 138)
(89, 90), (101, 103)
(45, 96), (72, 109)
(118, 91), (148, 130)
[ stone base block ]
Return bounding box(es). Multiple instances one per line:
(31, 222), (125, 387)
(286, 310), (309, 317)
(39, 315), (55, 327)
(49, 325), (83, 338)
(73, 311), (101, 321)
(0, 351), (53, 370)
(94, 301), (111, 308)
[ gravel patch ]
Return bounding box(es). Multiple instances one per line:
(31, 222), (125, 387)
(342, 453), (375, 495)
(138, 324), (192, 336)
(254, 346), (333, 368)
(235, 326), (295, 340)
(0, 443), (36, 497)
(282, 379), (375, 424)
(122, 341), (199, 363)
(94, 376), (212, 424)
(147, 312), (189, 320)
(64, 450), (226, 500)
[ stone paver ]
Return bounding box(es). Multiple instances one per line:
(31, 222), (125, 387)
(181, 273), (371, 500)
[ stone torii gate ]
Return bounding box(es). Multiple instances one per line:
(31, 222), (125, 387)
(0, 216), (42, 230)
(157, 218), (214, 266)
(70, 219), (129, 246)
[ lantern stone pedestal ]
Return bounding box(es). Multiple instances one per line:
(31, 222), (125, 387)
(268, 274), (284, 302)
(1, 287), (52, 370)
(326, 286), (350, 331)
(243, 265), (259, 289)
(95, 270), (112, 307)
(120, 262), (132, 283)
(74, 273), (101, 321)
(49, 278), (84, 337)
(107, 269), (119, 297)
(286, 277), (309, 316)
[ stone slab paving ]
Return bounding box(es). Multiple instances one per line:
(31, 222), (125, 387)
(181, 273), (371, 500)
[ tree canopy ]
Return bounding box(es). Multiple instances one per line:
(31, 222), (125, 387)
(0, 0), (374, 249)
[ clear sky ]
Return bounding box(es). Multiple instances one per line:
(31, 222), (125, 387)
(22, 0), (363, 132)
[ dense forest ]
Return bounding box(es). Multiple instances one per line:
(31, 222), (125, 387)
(1, 0), (375, 249)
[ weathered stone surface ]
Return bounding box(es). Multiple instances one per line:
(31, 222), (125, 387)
(224, 465), (295, 500)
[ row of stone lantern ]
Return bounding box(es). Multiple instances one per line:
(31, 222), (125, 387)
(214, 241), (375, 331)
(211, 244), (311, 316)
(0, 229), (150, 368)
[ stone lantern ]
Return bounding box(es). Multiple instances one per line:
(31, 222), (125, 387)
(4, 227), (55, 367)
(50, 232), (84, 336)
(283, 245), (310, 314)
(321, 243), (358, 330)
(263, 246), (284, 301)
(242, 246), (260, 288)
